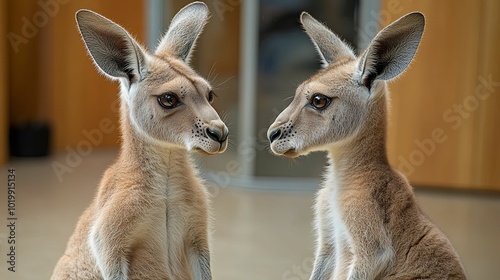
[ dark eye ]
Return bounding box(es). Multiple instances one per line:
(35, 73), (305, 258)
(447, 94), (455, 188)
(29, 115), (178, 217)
(310, 93), (332, 110)
(157, 92), (181, 109)
(208, 90), (217, 104)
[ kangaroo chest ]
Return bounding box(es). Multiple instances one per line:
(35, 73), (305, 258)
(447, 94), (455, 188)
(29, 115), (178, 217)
(136, 175), (196, 257)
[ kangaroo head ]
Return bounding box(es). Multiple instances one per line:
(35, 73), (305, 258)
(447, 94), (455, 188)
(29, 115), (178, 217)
(76, 2), (228, 155)
(268, 12), (424, 158)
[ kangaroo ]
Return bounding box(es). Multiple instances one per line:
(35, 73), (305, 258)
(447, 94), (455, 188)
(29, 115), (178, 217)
(51, 2), (228, 279)
(268, 12), (467, 279)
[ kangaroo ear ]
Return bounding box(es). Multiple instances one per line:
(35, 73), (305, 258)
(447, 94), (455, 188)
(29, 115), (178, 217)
(300, 12), (355, 67)
(76, 9), (146, 84)
(155, 2), (209, 63)
(358, 12), (425, 88)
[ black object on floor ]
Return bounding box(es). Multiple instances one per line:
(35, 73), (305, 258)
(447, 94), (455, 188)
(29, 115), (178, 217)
(9, 122), (51, 157)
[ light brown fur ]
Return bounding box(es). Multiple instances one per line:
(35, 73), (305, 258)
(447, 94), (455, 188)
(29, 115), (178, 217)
(268, 12), (467, 279)
(52, 2), (226, 279)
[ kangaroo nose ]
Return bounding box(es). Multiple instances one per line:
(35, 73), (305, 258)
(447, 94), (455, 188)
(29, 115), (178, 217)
(206, 127), (228, 143)
(268, 128), (282, 143)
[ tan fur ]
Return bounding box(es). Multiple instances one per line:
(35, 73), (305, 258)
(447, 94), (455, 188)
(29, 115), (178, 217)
(268, 12), (467, 279)
(52, 3), (226, 279)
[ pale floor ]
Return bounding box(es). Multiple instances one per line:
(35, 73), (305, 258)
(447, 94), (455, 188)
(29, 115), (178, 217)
(0, 149), (499, 280)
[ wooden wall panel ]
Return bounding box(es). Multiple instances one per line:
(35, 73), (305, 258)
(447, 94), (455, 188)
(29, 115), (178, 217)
(382, 0), (500, 190)
(472, 0), (500, 188)
(8, 0), (145, 151)
(0, 0), (7, 164)
(47, 1), (145, 150)
(7, 1), (42, 125)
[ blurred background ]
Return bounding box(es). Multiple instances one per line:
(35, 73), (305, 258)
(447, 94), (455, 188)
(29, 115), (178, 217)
(0, 0), (499, 279)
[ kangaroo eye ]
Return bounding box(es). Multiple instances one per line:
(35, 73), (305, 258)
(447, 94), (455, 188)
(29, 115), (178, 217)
(310, 93), (331, 110)
(158, 92), (181, 109)
(208, 90), (217, 104)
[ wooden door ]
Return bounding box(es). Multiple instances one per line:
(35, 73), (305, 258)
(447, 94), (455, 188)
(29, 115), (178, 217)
(382, 0), (500, 190)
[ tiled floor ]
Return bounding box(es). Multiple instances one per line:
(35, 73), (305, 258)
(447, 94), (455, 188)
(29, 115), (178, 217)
(0, 149), (499, 279)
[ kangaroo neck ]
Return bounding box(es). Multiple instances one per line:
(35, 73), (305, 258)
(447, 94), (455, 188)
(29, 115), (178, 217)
(327, 83), (391, 183)
(117, 100), (191, 175)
